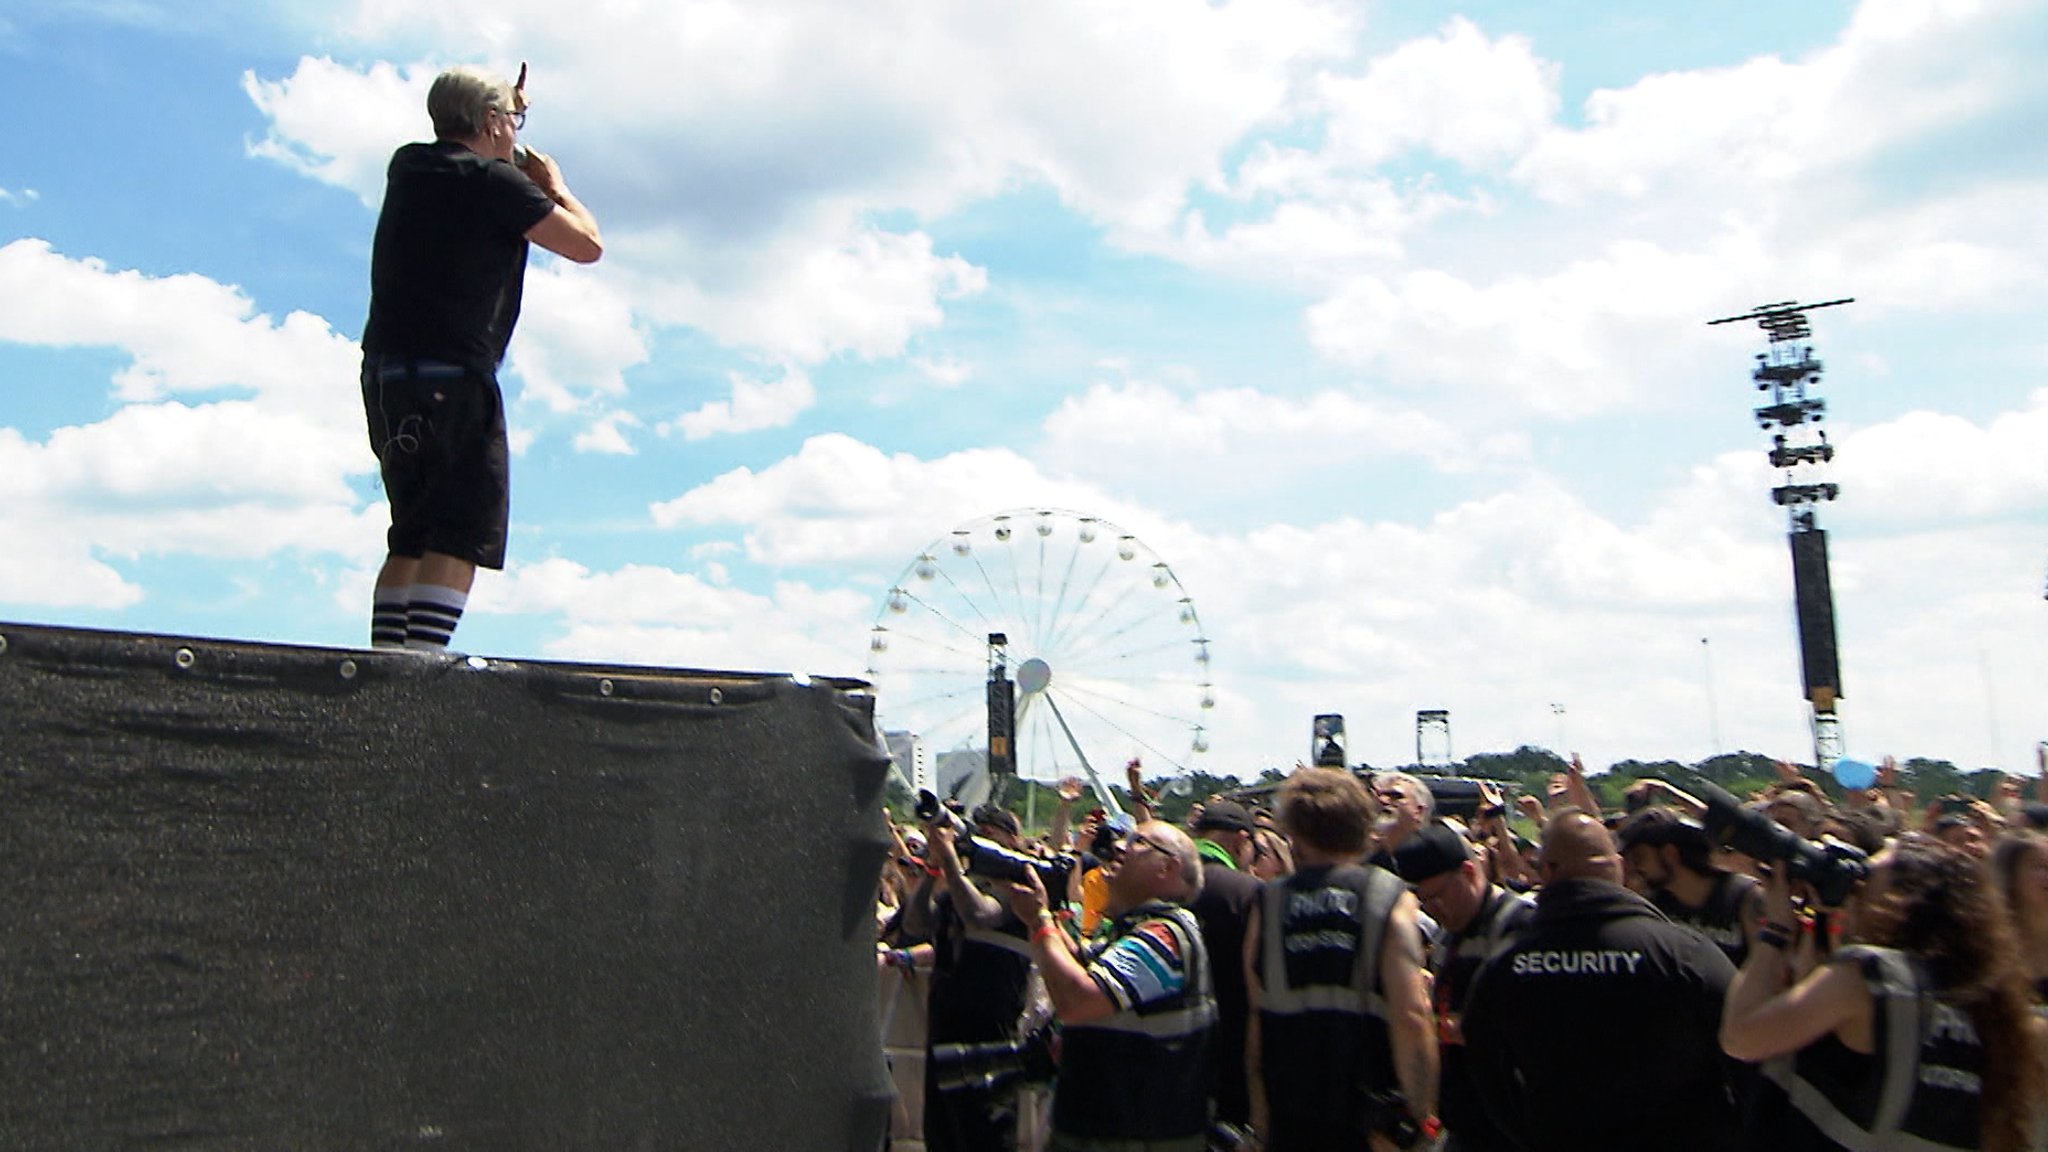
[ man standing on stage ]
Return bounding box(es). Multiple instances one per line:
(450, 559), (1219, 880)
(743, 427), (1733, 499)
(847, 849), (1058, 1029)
(360, 64), (601, 650)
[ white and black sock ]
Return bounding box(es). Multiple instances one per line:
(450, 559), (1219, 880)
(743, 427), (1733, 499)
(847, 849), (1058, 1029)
(405, 584), (469, 650)
(371, 586), (410, 649)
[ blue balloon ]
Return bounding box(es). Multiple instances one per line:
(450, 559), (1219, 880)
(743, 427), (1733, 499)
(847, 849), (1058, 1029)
(1833, 758), (1877, 791)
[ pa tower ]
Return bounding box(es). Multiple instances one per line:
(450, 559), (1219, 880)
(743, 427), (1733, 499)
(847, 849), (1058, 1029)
(1710, 298), (1854, 770)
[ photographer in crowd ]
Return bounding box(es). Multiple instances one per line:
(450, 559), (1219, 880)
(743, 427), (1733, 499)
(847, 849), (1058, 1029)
(1462, 810), (1741, 1152)
(1723, 836), (2048, 1152)
(1006, 821), (1215, 1152)
(922, 804), (1038, 1151)
(1246, 767), (1437, 1151)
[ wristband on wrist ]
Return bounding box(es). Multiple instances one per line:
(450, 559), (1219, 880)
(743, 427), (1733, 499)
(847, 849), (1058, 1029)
(1031, 921), (1061, 944)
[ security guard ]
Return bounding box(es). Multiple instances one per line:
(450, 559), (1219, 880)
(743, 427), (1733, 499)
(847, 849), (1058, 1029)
(1248, 768), (1438, 1151)
(1007, 820), (1216, 1152)
(1462, 811), (1740, 1152)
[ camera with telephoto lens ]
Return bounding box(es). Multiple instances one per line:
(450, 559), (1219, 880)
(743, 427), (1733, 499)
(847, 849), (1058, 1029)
(931, 1023), (1058, 1095)
(1697, 781), (1869, 907)
(915, 790), (1077, 892)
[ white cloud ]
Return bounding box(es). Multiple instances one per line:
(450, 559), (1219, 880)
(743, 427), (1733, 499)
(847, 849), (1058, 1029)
(478, 556), (872, 674)
(913, 355), (973, 389)
(649, 433), (1130, 568)
(571, 410), (641, 456)
(638, 228), (987, 366)
(242, 57), (424, 207)
(1832, 390), (2048, 526)
(1318, 18), (1558, 171)
(1039, 377), (1525, 487)
(0, 239), (364, 427)
(241, 0), (1351, 362)
(0, 186), (38, 207)
(1306, 238), (1752, 416)
(0, 242), (379, 608)
(509, 261), (648, 414)
(666, 364), (815, 441)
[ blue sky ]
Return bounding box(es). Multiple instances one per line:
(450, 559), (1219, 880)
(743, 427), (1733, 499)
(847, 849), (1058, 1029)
(2, 0), (2043, 782)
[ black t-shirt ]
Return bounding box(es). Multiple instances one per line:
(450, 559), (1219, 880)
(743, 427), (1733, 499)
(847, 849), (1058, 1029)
(924, 888), (1032, 1045)
(362, 141), (556, 371)
(1190, 860), (1261, 1124)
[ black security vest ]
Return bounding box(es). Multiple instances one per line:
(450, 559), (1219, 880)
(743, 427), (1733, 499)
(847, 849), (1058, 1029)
(1255, 864), (1404, 1126)
(1763, 945), (1985, 1151)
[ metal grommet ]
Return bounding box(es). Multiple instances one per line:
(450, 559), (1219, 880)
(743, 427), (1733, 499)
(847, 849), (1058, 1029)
(174, 648), (196, 670)
(0, 634), (9, 655)
(338, 659), (359, 681)
(599, 678), (615, 697)
(708, 687), (724, 705)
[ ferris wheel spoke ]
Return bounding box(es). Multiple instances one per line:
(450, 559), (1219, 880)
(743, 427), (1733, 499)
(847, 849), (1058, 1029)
(1000, 533), (1031, 642)
(1063, 633), (1199, 673)
(889, 628), (995, 671)
(1032, 532), (1050, 641)
(887, 683), (985, 718)
(969, 552), (1012, 633)
(1042, 553), (1122, 655)
(1059, 607), (1176, 669)
(1042, 539), (1086, 655)
(897, 586), (995, 647)
(1051, 580), (1149, 664)
(1052, 687), (1194, 774)
(1055, 678), (1199, 731)
(928, 562), (997, 631)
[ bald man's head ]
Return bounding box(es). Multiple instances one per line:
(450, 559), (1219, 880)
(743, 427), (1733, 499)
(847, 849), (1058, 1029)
(1542, 809), (1624, 887)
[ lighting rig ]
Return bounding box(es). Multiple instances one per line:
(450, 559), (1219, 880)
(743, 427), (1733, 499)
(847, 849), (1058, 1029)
(1709, 297), (1854, 770)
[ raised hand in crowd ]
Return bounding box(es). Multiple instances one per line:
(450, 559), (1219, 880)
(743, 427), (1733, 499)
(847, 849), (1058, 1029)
(1048, 774), (1085, 852)
(923, 818), (1005, 925)
(1562, 754), (1603, 817)
(1125, 756), (1155, 824)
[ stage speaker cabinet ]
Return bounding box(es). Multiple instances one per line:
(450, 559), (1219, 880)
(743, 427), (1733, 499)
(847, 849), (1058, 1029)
(1788, 529), (1844, 701)
(0, 622), (894, 1151)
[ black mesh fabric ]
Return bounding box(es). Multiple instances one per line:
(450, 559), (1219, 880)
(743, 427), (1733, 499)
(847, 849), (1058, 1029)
(0, 622), (894, 1151)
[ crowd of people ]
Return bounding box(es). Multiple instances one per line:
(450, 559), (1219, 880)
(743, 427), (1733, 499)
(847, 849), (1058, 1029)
(875, 752), (2048, 1152)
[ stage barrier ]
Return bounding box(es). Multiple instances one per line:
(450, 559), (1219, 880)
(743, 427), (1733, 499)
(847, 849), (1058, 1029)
(0, 622), (894, 1150)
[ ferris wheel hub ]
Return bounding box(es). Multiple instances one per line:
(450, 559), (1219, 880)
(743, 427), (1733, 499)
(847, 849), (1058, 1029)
(1016, 657), (1052, 695)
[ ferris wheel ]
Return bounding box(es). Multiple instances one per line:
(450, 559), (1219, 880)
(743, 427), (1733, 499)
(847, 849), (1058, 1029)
(864, 509), (1213, 806)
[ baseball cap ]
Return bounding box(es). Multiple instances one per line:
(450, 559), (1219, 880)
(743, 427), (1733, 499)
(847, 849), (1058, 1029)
(1391, 823), (1472, 884)
(1192, 799), (1256, 834)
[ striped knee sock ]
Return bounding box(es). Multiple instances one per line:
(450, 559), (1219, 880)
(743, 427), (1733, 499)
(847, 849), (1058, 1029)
(405, 584), (469, 650)
(371, 586), (410, 649)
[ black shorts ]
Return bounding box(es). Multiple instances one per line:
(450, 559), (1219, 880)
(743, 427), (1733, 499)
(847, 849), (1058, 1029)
(361, 355), (510, 570)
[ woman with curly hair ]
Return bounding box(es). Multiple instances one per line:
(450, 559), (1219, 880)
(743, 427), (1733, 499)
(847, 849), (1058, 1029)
(1991, 830), (2048, 1006)
(1721, 836), (2047, 1151)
